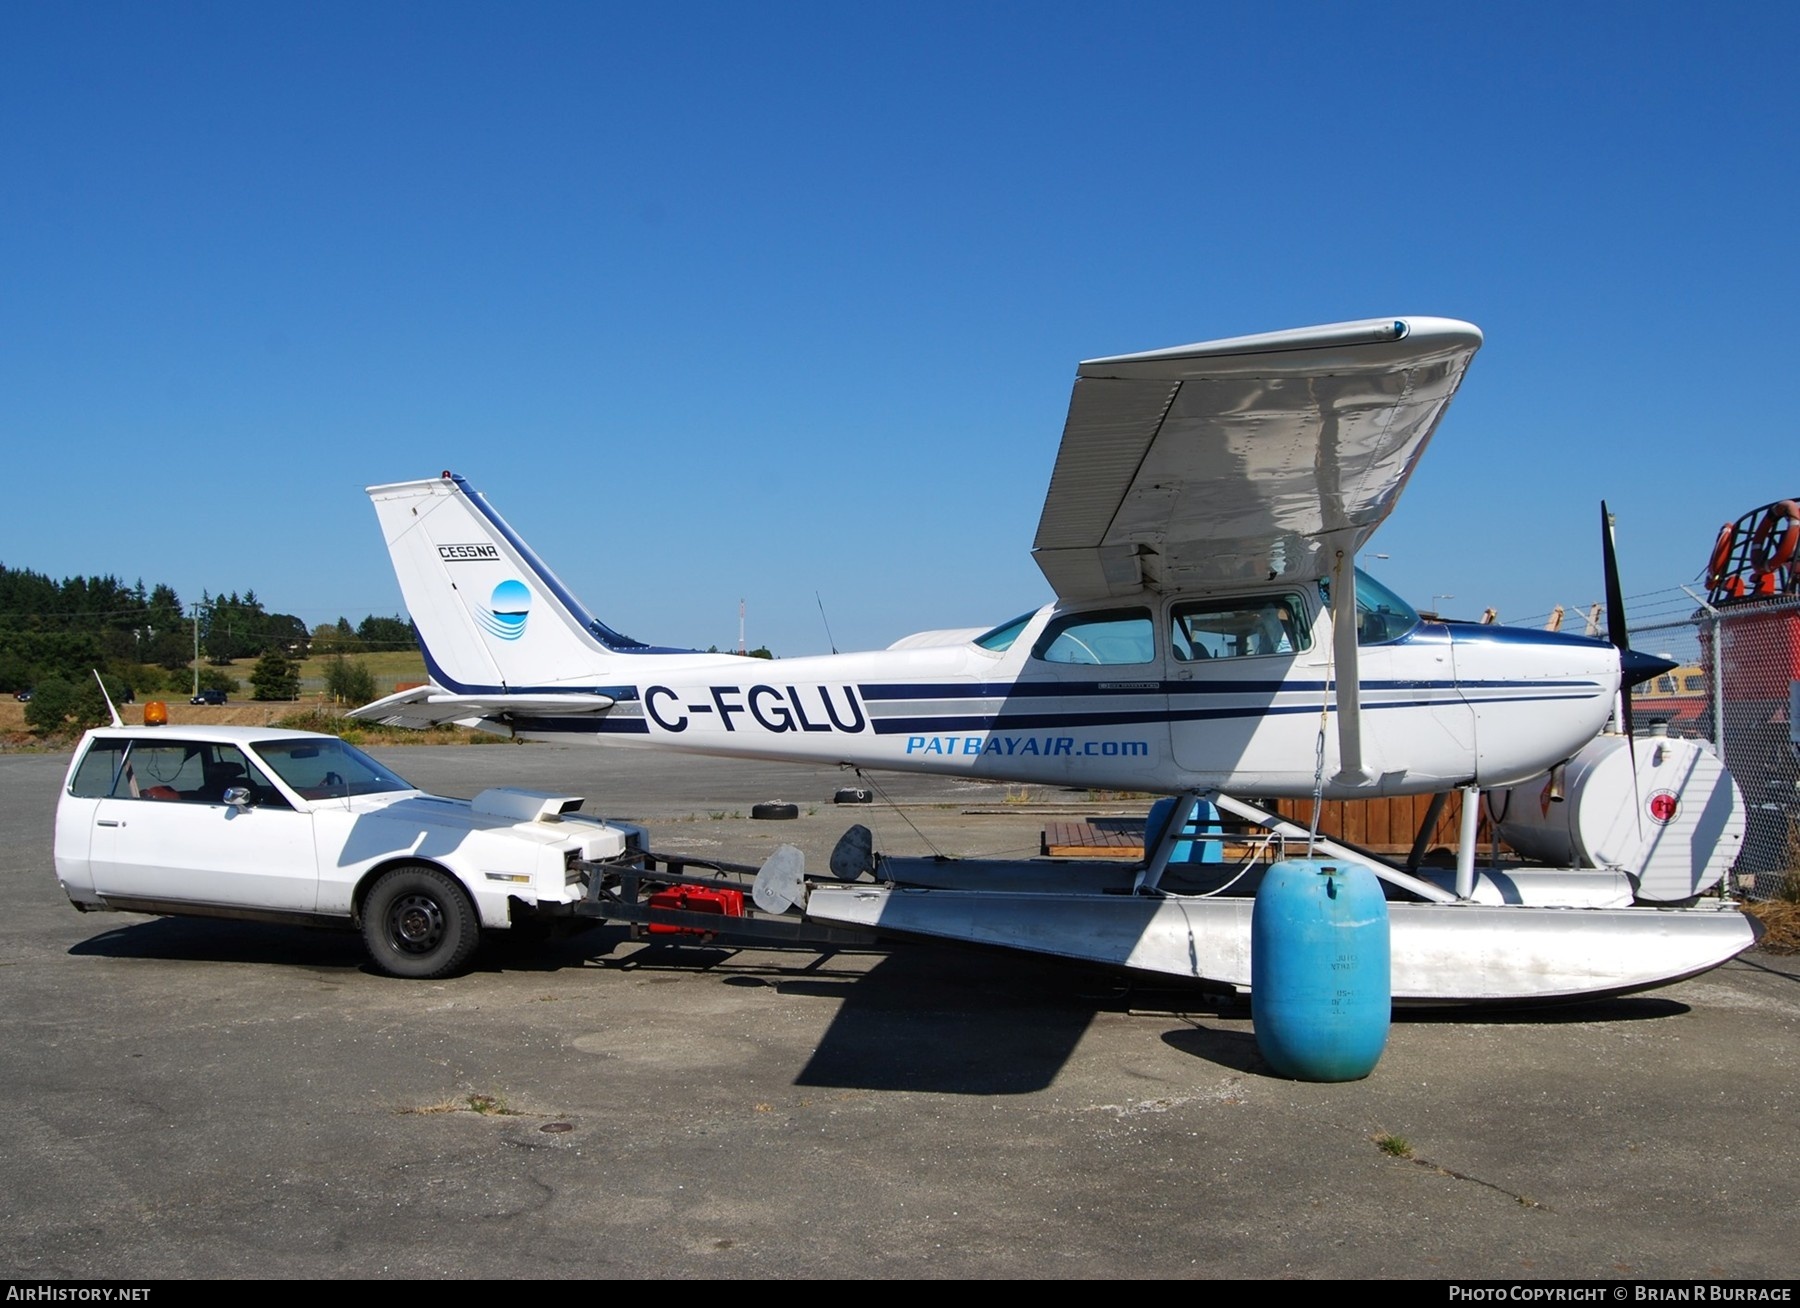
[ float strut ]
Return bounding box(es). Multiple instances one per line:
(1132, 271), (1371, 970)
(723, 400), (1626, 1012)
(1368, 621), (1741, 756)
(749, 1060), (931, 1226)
(1455, 784), (1481, 901)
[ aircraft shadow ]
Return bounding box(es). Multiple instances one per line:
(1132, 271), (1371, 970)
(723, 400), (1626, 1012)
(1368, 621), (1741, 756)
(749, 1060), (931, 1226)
(583, 934), (1277, 1089)
(786, 942), (1107, 1093)
(784, 944), (1295, 1092)
(70, 917), (1690, 1091)
(570, 933), (1115, 1093)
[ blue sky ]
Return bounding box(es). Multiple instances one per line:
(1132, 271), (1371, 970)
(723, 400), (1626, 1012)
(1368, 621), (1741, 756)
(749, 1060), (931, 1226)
(5, 3), (1795, 656)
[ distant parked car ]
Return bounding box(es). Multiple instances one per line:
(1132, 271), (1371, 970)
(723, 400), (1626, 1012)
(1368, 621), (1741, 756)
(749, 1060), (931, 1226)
(190, 689), (227, 705)
(14, 689), (31, 702)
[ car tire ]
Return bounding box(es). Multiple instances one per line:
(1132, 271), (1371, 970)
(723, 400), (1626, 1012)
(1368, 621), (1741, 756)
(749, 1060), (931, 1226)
(361, 865), (480, 979)
(750, 801), (799, 821)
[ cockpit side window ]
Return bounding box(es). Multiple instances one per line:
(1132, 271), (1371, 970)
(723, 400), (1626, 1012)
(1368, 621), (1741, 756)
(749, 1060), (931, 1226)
(1031, 608), (1155, 666)
(1171, 594), (1310, 661)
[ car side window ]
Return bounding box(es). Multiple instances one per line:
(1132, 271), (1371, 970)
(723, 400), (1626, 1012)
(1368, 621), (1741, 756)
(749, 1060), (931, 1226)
(119, 742), (205, 799)
(69, 739), (130, 798)
(107, 742), (288, 806)
(1031, 608), (1155, 666)
(1172, 595), (1310, 661)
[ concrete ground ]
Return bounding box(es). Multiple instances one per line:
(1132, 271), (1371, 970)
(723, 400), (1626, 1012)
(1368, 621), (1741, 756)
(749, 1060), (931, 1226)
(3, 743), (1797, 1281)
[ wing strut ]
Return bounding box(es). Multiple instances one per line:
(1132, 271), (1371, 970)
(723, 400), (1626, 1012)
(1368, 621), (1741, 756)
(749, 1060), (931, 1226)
(1329, 548), (1370, 786)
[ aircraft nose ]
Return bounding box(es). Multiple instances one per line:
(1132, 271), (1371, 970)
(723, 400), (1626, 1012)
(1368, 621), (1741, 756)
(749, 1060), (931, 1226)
(1619, 647), (1679, 688)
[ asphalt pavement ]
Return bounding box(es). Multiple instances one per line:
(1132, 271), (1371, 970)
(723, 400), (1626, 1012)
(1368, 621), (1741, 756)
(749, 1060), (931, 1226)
(3, 743), (1798, 1281)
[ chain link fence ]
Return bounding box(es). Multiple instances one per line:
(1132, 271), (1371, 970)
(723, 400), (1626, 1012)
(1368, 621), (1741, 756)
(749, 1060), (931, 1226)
(1629, 593), (1800, 898)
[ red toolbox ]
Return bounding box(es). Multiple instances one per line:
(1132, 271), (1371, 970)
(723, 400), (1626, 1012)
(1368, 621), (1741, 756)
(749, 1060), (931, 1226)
(646, 885), (746, 935)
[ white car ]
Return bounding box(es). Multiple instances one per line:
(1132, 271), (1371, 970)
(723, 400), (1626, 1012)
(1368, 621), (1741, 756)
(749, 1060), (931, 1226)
(53, 723), (641, 978)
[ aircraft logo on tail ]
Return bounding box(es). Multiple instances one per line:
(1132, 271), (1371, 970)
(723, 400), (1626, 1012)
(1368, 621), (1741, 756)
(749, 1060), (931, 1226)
(476, 579), (533, 641)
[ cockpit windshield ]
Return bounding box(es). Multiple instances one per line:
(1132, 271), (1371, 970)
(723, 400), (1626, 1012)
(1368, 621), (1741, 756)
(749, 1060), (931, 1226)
(1317, 568), (1422, 645)
(973, 611), (1036, 653)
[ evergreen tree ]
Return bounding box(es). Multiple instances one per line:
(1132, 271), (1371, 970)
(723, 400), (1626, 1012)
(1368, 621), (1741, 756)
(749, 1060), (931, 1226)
(249, 648), (300, 701)
(356, 614), (415, 650)
(144, 583), (190, 670)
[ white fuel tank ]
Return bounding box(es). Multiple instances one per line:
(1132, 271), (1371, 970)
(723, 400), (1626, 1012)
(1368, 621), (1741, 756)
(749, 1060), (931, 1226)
(1491, 733), (1744, 903)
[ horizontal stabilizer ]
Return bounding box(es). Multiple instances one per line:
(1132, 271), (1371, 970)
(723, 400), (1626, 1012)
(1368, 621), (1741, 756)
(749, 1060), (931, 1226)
(349, 684), (615, 730)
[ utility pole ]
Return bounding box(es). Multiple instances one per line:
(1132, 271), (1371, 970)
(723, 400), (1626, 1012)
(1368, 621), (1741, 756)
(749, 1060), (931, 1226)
(190, 602), (210, 698)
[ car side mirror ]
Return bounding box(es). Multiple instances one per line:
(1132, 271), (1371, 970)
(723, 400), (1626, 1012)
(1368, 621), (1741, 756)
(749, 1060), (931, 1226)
(223, 786), (253, 809)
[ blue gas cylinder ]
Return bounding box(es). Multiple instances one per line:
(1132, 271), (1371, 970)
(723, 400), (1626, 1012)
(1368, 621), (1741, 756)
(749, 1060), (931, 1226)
(1250, 857), (1391, 1082)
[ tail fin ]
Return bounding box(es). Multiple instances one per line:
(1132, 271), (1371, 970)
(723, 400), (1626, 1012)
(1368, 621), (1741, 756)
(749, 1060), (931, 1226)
(367, 472), (690, 692)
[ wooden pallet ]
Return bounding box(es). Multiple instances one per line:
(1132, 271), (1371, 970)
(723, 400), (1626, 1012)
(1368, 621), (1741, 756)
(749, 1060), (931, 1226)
(1041, 818), (1147, 858)
(1043, 792), (1498, 861)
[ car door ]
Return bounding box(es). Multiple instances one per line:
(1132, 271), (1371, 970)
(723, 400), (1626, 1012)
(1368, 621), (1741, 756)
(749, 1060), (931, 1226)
(55, 735), (131, 897)
(88, 739), (321, 912)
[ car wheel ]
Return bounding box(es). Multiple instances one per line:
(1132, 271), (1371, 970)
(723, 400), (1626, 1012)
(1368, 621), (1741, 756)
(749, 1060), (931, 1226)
(361, 865), (480, 979)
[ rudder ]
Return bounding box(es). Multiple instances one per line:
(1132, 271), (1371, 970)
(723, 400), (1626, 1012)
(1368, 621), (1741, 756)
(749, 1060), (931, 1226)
(367, 473), (650, 691)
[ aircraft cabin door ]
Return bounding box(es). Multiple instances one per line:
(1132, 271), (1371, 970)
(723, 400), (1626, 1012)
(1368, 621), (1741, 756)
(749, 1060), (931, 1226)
(1167, 589), (1326, 790)
(1006, 604), (1170, 789)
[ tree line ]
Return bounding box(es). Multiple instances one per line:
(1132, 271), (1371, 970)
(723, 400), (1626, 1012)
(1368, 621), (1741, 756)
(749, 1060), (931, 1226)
(0, 562), (414, 701)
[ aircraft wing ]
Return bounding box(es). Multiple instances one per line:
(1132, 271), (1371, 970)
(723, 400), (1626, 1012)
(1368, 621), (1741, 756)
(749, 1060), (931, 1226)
(348, 685), (616, 730)
(1031, 316), (1483, 601)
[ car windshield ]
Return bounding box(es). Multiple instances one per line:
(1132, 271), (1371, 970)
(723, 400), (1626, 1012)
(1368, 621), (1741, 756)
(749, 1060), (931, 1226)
(251, 737), (416, 800)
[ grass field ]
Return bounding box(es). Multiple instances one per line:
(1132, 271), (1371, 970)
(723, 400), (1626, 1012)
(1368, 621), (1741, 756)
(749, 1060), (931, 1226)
(291, 648), (429, 698)
(133, 648), (428, 702)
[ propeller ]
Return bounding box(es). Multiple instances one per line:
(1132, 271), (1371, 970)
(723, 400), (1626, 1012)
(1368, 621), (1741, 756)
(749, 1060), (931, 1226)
(1601, 503), (1685, 856)
(1601, 501), (1678, 739)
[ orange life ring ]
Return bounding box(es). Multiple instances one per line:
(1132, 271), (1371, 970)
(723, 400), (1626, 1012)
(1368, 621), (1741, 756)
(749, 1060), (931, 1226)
(1749, 500), (1800, 572)
(1706, 523), (1736, 586)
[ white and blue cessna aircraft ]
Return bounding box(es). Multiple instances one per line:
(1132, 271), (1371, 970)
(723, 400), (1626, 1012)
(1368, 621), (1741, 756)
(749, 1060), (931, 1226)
(354, 316), (1756, 1003)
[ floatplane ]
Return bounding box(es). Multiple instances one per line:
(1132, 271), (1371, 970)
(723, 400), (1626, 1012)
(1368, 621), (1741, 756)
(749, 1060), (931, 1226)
(353, 316), (1758, 1004)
